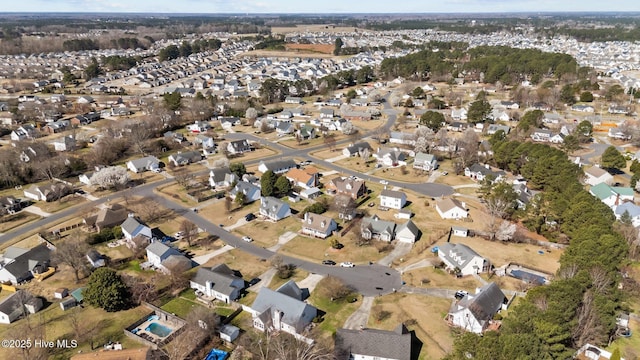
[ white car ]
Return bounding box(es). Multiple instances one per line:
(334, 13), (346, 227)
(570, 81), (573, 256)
(379, 180), (389, 185)
(242, 236), (253, 242)
(174, 231), (185, 239)
(340, 262), (355, 268)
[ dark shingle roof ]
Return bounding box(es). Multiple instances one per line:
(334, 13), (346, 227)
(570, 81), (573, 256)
(335, 324), (412, 360)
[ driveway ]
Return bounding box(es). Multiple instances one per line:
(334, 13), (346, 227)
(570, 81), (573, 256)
(22, 205), (52, 218)
(297, 273), (325, 293)
(268, 231), (297, 252)
(398, 259), (433, 274)
(247, 267), (277, 293)
(378, 242), (412, 267)
(343, 296), (374, 329)
(192, 244), (234, 265)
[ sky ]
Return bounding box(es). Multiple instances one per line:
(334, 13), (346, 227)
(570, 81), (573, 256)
(4, 0), (640, 14)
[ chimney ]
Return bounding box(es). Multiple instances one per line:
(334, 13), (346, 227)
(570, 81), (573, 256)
(304, 212), (309, 221)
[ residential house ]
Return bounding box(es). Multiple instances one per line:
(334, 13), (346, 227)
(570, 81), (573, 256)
(584, 166), (614, 186)
(301, 212), (337, 239)
(575, 343), (626, 360)
(572, 104), (595, 113)
(609, 127), (631, 140)
(464, 164), (504, 182)
(500, 101), (519, 109)
(86, 249), (105, 268)
(186, 121), (212, 133)
(389, 132), (416, 146)
(52, 135), (76, 151)
(327, 177), (367, 200)
(361, 215), (396, 242)
(447, 122), (467, 132)
(549, 133), (565, 144)
(435, 198), (468, 219)
(227, 139), (251, 155)
(146, 242), (192, 274)
(190, 264), (245, 303)
(413, 152), (438, 171)
(300, 187), (323, 200)
(486, 124), (511, 135)
(230, 181), (261, 204)
(250, 280), (317, 339)
(164, 131), (186, 144)
(451, 108), (468, 121)
(23, 183), (71, 202)
(10, 124), (37, 141)
(194, 134), (216, 155)
(0, 243), (51, 285)
(296, 125), (316, 140)
(42, 119), (70, 134)
(614, 202), (640, 227)
(395, 220), (420, 243)
(0, 290), (42, 324)
(258, 159), (297, 175)
(320, 108), (334, 119)
(82, 204), (129, 232)
(452, 226), (469, 237)
(276, 122), (295, 136)
(259, 197), (291, 222)
(590, 183), (635, 208)
(379, 190), (407, 210)
(126, 156), (160, 173)
(488, 109), (510, 122)
(446, 282), (507, 334)
(608, 105), (629, 115)
(209, 167), (238, 188)
(543, 112), (563, 124)
(343, 111), (372, 121)
(285, 167), (319, 189)
(438, 243), (489, 276)
(121, 217), (152, 241)
(77, 96), (94, 104)
(0, 196), (24, 215)
(530, 128), (553, 142)
(373, 147), (407, 167)
(334, 324), (412, 360)
(342, 142), (373, 157)
(513, 183), (534, 210)
(285, 96), (302, 104)
(168, 151), (203, 167)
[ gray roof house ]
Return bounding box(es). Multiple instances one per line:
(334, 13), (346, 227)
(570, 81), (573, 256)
(0, 243), (51, 285)
(301, 212), (338, 239)
(361, 215), (396, 242)
(227, 139), (251, 155)
(120, 217), (152, 241)
(379, 190), (407, 210)
(335, 324), (412, 360)
(23, 183), (72, 202)
(438, 243), (489, 276)
(168, 151), (203, 167)
(342, 141), (373, 157)
(464, 164), (505, 182)
(250, 280), (317, 339)
(146, 241), (193, 274)
(413, 152), (438, 171)
(230, 181), (261, 204)
(259, 197), (291, 221)
(258, 159), (297, 174)
(190, 264), (245, 304)
(447, 282), (507, 334)
(126, 156), (160, 173)
(209, 167), (238, 188)
(86, 249), (105, 268)
(395, 219), (420, 243)
(0, 290), (42, 324)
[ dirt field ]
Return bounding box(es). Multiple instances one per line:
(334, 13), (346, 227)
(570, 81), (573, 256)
(285, 43), (334, 54)
(368, 293), (455, 360)
(241, 49), (338, 59)
(271, 24), (368, 35)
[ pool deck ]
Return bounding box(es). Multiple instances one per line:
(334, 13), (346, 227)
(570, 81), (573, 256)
(132, 317), (177, 343)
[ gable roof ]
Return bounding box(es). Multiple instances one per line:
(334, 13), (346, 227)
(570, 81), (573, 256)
(590, 183), (634, 200)
(275, 280), (304, 300)
(1, 243), (51, 281)
(84, 204), (128, 229)
(344, 142), (372, 155)
(438, 243), (483, 270)
(259, 159), (297, 173)
(146, 242), (181, 258)
(128, 156), (159, 170)
(285, 168), (315, 184)
(302, 212), (336, 233)
(0, 290), (33, 316)
(210, 167), (233, 183)
(192, 263), (244, 297)
(436, 198), (466, 213)
(251, 281), (316, 325)
(467, 163), (505, 179)
(260, 197), (289, 216)
(396, 219), (420, 237)
(414, 152), (436, 164)
(615, 202), (640, 218)
(361, 215), (396, 235)
(335, 324), (412, 360)
(120, 217), (149, 237)
(584, 166), (611, 179)
(455, 282), (506, 323)
(380, 189), (405, 199)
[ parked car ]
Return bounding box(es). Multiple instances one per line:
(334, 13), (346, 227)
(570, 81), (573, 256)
(379, 180), (389, 185)
(322, 260), (336, 266)
(340, 262), (355, 268)
(442, 171), (448, 176)
(242, 236), (253, 242)
(454, 290), (468, 300)
(174, 231), (185, 239)
(245, 213), (256, 221)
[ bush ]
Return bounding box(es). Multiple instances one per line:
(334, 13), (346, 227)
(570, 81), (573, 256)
(277, 264), (295, 279)
(301, 202), (327, 215)
(372, 305), (391, 322)
(318, 276), (353, 301)
(86, 226), (122, 245)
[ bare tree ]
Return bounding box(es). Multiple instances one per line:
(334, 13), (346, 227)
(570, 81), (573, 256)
(122, 274), (159, 305)
(323, 134), (337, 151)
(458, 128), (480, 167)
(89, 166), (130, 190)
(52, 231), (90, 282)
(126, 120), (154, 155)
(174, 168), (196, 190)
(317, 276), (353, 301)
(180, 220), (199, 247)
(271, 333), (334, 360)
(164, 307), (220, 360)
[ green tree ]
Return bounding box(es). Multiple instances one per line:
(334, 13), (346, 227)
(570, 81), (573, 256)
(610, 348), (621, 360)
(229, 162), (246, 178)
(605, 84), (625, 101)
(467, 99), (492, 124)
(334, 37), (343, 55)
(83, 268), (129, 312)
(428, 98), (446, 109)
(84, 57), (102, 79)
(412, 87), (425, 99)
(600, 146), (626, 172)
(560, 84), (576, 105)
(158, 45), (180, 61)
(274, 176), (291, 196)
(163, 91), (182, 111)
(560, 134), (580, 154)
(518, 110), (544, 132)
(260, 170), (276, 197)
(631, 173), (640, 189)
(420, 111), (445, 131)
(579, 91), (594, 102)
(576, 120), (593, 142)
(235, 192), (246, 206)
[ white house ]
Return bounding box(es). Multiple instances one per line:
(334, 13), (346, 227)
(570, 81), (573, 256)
(120, 217), (152, 241)
(447, 282), (507, 334)
(589, 183), (635, 208)
(23, 183), (71, 202)
(258, 159), (297, 175)
(436, 198), (468, 219)
(259, 197), (291, 222)
(413, 152), (438, 171)
(52, 135), (76, 152)
(373, 147), (407, 168)
(230, 181), (261, 204)
(0, 290), (42, 324)
(379, 190), (407, 210)
(614, 202), (640, 227)
(209, 167), (238, 188)
(86, 249), (105, 268)
(575, 343), (626, 360)
(227, 140), (251, 155)
(186, 121), (211, 133)
(126, 156), (160, 173)
(438, 243), (489, 276)
(190, 264), (245, 304)
(583, 166), (614, 186)
(301, 212), (337, 239)
(145, 241), (192, 273)
(395, 220), (420, 243)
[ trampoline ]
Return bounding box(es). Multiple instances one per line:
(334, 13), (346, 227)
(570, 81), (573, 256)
(511, 270), (546, 285)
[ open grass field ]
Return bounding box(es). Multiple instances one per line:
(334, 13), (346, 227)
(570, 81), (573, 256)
(402, 266), (483, 292)
(0, 212), (41, 233)
(37, 194), (87, 214)
(368, 293), (455, 360)
(201, 249), (271, 281)
(233, 215), (302, 248)
(285, 43), (334, 54)
(308, 287), (361, 339)
(268, 268), (310, 290)
(278, 234), (386, 265)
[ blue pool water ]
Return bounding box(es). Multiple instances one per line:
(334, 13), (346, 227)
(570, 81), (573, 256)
(147, 314), (159, 321)
(145, 322), (172, 338)
(511, 270), (546, 285)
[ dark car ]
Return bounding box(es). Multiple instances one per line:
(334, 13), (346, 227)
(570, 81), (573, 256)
(455, 290), (468, 300)
(245, 213), (256, 221)
(322, 260), (336, 266)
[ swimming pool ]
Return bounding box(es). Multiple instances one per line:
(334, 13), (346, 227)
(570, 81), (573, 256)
(147, 314), (159, 321)
(145, 322), (173, 338)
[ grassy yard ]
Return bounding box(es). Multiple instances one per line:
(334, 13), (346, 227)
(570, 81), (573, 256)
(38, 194), (88, 213)
(607, 317), (640, 360)
(279, 133), (348, 149)
(228, 147), (278, 162)
(155, 182), (199, 207)
(268, 268), (310, 289)
(402, 266), (483, 292)
(0, 212), (41, 233)
(201, 249), (271, 281)
(307, 290), (361, 338)
(198, 199), (261, 229)
(161, 297), (203, 318)
(233, 216), (302, 249)
(279, 235), (386, 265)
(368, 293), (455, 360)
